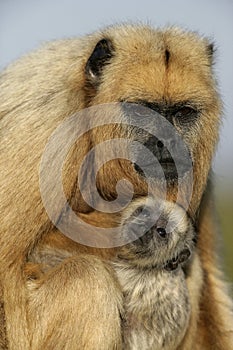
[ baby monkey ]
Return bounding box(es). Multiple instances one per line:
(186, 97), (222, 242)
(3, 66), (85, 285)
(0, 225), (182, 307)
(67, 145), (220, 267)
(113, 197), (196, 350)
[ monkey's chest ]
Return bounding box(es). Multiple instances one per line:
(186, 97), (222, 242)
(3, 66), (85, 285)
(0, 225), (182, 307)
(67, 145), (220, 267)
(114, 266), (190, 350)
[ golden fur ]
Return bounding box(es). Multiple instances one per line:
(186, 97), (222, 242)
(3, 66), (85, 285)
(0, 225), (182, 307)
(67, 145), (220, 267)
(113, 197), (196, 349)
(0, 23), (232, 349)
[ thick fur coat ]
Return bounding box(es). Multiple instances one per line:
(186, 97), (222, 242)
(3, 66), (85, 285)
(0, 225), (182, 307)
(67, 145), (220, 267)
(0, 24), (232, 349)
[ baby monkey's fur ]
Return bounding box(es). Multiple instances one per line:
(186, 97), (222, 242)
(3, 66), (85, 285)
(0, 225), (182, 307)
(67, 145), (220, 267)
(113, 198), (196, 350)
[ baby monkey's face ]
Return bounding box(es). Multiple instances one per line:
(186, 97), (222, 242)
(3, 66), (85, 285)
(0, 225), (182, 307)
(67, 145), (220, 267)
(118, 198), (196, 270)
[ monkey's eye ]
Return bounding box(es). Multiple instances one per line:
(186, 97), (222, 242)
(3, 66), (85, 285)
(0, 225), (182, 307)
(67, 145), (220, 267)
(173, 106), (198, 123)
(132, 206), (152, 219)
(141, 207), (152, 219)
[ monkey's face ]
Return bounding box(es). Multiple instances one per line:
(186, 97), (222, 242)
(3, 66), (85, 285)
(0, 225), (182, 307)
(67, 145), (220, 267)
(120, 101), (194, 181)
(117, 197), (195, 269)
(83, 25), (221, 215)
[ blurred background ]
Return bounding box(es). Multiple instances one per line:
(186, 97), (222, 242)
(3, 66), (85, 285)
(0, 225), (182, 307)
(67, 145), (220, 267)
(0, 0), (232, 283)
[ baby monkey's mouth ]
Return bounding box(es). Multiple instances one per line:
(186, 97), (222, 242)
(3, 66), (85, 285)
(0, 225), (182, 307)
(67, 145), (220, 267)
(163, 247), (191, 271)
(119, 199), (195, 271)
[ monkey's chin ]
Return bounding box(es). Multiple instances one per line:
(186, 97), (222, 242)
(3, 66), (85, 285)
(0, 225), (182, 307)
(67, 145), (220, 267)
(118, 247), (192, 272)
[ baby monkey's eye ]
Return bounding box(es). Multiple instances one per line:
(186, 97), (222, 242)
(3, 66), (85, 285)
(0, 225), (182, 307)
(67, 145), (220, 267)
(132, 206), (152, 219)
(141, 207), (151, 218)
(173, 106), (198, 122)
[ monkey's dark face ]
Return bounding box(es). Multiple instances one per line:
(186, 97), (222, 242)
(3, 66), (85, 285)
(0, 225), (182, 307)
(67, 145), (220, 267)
(121, 101), (196, 182)
(118, 198), (195, 270)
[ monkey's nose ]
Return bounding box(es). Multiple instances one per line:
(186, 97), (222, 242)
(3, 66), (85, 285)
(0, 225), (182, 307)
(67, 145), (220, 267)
(143, 136), (175, 163)
(133, 134), (192, 180)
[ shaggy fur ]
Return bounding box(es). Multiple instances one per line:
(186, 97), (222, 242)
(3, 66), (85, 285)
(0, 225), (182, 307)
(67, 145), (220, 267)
(113, 197), (196, 349)
(0, 23), (233, 349)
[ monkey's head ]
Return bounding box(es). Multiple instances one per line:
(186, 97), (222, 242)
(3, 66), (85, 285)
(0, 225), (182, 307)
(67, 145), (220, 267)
(117, 197), (195, 270)
(76, 24), (220, 219)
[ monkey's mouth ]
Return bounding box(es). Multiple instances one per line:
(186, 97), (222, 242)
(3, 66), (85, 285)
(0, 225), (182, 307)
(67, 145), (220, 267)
(133, 159), (191, 181)
(134, 159), (179, 180)
(163, 248), (191, 271)
(119, 244), (192, 272)
(130, 237), (192, 271)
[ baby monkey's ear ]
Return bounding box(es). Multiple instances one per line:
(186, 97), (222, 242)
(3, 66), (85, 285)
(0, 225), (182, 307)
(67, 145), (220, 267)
(85, 38), (114, 84)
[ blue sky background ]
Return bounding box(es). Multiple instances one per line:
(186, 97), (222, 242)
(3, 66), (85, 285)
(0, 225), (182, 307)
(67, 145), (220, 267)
(0, 0), (232, 189)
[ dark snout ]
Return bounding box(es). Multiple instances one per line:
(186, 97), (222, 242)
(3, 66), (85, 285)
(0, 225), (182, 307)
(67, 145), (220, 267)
(133, 134), (192, 181)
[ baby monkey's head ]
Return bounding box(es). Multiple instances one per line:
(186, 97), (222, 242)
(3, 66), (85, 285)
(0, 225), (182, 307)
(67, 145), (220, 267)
(118, 197), (196, 270)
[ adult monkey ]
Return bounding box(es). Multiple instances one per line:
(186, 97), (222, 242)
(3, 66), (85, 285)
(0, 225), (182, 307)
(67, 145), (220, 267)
(0, 24), (232, 349)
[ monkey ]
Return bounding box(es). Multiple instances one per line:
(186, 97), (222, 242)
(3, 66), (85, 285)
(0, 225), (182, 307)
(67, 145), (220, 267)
(112, 197), (196, 350)
(27, 197), (196, 350)
(0, 23), (233, 349)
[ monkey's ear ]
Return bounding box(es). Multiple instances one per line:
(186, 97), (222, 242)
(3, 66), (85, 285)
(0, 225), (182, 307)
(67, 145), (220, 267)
(85, 38), (114, 84)
(206, 41), (215, 66)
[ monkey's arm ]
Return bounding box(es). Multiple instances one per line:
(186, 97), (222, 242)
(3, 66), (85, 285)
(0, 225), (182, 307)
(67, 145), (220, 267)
(197, 185), (233, 349)
(0, 284), (7, 350)
(180, 179), (233, 350)
(24, 253), (123, 350)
